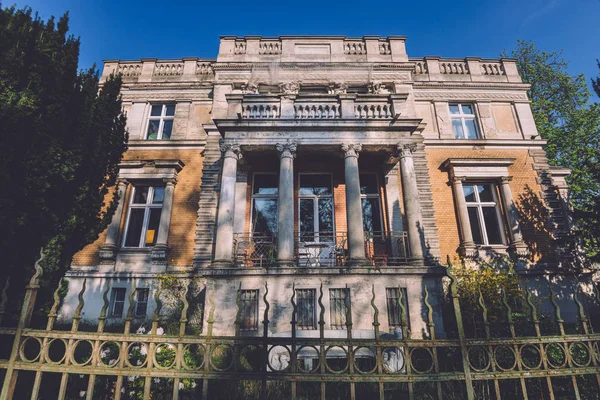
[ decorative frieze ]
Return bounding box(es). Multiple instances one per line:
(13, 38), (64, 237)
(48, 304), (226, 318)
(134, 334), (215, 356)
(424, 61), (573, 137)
(154, 63), (184, 76)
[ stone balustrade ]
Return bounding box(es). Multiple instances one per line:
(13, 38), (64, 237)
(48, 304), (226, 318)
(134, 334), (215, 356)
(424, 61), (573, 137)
(217, 36), (408, 62)
(410, 57), (521, 83)
(225, 94), (400, 120)
(101, 58), (215, 83)
(154, 62), (184, 76)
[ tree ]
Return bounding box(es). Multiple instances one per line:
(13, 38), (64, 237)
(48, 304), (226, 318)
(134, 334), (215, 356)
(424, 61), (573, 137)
(503, 41), (600, 261)
(0, 6), (127, 309)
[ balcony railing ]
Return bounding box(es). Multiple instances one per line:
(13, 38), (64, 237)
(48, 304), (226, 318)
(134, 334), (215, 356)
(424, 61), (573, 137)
(232, 231), (409, 267)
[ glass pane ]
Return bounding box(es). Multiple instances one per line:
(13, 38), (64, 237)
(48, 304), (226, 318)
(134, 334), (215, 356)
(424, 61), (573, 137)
(113, 300), (124, 317)
(161, 120), (173, 140)
(300, 175), (332, 195)
(452, 119), (464, 139)
(150, 105), (162, 116)
(467, 207), (483, 245)
(252, 199), (278, 238)
(146, 120), (160, 140)
(463, 185), (476, 203)
(359, 174), (378, 194)
(318, 198), (334, 240)
(152, 187), (165, 204)
(482, 207), (503, 245)
(145, 208), (162, 246)
(461, 104), (474, 114)
(253, 174), (278, 195)
(115, 289), (126, 301)
(165, 104), (175, 116)
(464, 119), (478, 139)
(362, 198), (382, 233)
(133, 186), (149, 204)
(477, 184), (495, 202)
(299, 198), (315, 241)
(449, 104), (460, 114)
(124, 209), (145, 247)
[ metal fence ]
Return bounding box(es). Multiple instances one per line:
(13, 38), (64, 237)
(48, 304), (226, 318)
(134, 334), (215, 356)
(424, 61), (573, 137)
(0, 252), (599, 399)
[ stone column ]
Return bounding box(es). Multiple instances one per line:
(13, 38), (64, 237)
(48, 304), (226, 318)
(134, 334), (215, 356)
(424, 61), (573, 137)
(99, 179), (129, 262)
(152, 179), (176, 263)
(213, 143), (242, 266)
(397, 143), (424, 260)
(499, 177), (529, 258)
(276, 142), (297, 266)
(451, 176), (477, 258)
(341, 144), (366, 265)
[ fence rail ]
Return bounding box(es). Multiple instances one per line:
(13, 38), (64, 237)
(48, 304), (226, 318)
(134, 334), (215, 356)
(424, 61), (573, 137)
(0, 252), (599, 399)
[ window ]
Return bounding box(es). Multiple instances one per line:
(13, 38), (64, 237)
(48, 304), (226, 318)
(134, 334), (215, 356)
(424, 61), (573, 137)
(251, 174), (278, 239)
(450, 103), (479, 139)
(240, 289), (259, 331)
(296, 289), (316, 330)
(146, 104), (175, 140)
(329, 288), (350, 330)
(123, 186), (164, 248)
(111, 288), (126, 317)
(360, 173), (383, 234)
(463, 183), (504, 245)
(135, 288), (149, 317)
(299, 174), (334, 242)
(386, 288), (410, 334)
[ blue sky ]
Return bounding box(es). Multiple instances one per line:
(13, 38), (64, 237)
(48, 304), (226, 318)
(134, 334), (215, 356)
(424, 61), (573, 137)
(7, 0), (600, 96)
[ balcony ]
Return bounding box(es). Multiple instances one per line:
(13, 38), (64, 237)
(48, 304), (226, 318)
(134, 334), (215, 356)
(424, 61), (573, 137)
(226, 93), (406, 121)
(232, 231), (409, 268)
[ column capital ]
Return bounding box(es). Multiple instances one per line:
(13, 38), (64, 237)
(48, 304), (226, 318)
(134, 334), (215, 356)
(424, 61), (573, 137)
(162, 177), (177, 186)
(396, 142), (417, 159)
(116, 178), (130, 187)
(341, 143), (362, 159)
(451, 175), (467, 184)
(500, 176), (513, 184)
(220, 143), (242, 160)
(276, 141), (297, 159)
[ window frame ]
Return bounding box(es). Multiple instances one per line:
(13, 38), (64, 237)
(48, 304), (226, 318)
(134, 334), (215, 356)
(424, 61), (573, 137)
(329, 288), (350, 330)
(295, 288), (317, 330)
(144, 103), (175, 140)
(449, 103), (480, 139)
(385, 287), (410, 333)
(463, 182), (506, 246)
(110, 288), (127, 318)
(240, 289), (260, 331)
(250, 172), (279, 238)
(121, 185), (164, 248)
(359, 172), (384, 234)
(298, 172), (335, 242)
(135, 288), (150, 317)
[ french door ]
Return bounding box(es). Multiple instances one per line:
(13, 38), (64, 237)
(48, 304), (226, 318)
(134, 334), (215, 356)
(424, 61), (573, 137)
(298, 174), (335, 265)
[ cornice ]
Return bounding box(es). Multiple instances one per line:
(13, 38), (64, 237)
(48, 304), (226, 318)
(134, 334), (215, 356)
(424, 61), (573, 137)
(414, 90), (529, 101)
(413, 81), (531, 90)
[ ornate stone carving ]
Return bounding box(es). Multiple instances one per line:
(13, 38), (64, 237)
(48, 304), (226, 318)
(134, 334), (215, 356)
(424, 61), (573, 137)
(242, 83), (259, 94)
(368, 81), (390, 94)
(328, 82), (348, 94)
(220, 143), (242, 160)
(396, 143), (417, 159)
(151, 244), (169, 264)
(341, 143), (362, 158)
(414, 91), (529, 101)
(276, 141), (297, 159)
(99, 245), (117, 264)
(279, 81), (299, 95)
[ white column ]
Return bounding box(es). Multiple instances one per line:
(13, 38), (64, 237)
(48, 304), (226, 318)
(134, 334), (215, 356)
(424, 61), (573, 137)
(397, 143), (424, 260)
(99, 179), (129, 262)
(451, 175), (477, 258)
(213, 143), (242, 266)
(341, 144), (366, 265)
(499, 177), (529, 258)
(152, 179), (176, 263)
(276, 142), (297, 265)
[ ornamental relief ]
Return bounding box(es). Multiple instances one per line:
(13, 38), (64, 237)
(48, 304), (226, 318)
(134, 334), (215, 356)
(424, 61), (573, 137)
(413, 91), (528, 101)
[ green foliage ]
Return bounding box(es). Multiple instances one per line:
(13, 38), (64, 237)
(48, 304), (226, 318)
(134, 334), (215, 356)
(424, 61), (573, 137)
(0, 5), (127, 309)
(502, 41), (600, 261)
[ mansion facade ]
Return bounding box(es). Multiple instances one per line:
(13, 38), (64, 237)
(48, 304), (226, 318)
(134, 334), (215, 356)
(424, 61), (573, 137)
(61, 36), (576, 337)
